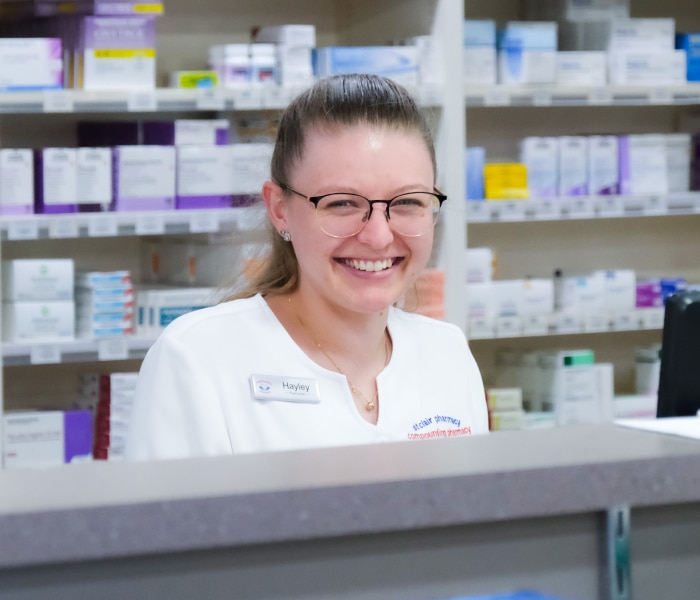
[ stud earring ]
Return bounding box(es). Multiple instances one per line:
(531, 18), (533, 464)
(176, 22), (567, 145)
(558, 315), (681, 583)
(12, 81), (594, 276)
(279, 230), (291, 242)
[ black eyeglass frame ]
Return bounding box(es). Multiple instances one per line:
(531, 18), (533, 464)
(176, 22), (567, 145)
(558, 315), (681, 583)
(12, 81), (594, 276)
(278, 183), (447, 237)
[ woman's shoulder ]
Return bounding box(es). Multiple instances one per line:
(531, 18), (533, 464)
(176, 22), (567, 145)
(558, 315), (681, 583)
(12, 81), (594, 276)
(159, 294), (269, 337)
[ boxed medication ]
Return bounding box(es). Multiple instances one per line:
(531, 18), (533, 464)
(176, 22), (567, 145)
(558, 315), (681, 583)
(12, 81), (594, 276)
(176, 145), (235, 209)
(34, 148), (78, 214)
(72, 16), (157, 90)
(169, 70), (218, 89)
(249, 43), (278, 85)
(558, 136), (588, 197)
(2, 258), (74, 301)
(665, 133), (691, 194)
(498, 21), (558, 85)
(465, 247), (494, 283)
(314, 46), (419, 86)
(0, 38), (63, 91)
(3, 410), (92, 469)
(608, 49), (687, 86)
(209, 44), (251, 88)
(142, 119), (230, 146)
(588, 136), (620, 195)
(112, 145), (176, 211)
(608, 18), (676, 53)
(618, 134), (668, 195)
(486, 387), (523, 413)
(483, 163), (529, 199)
(521, 278), (555, 316)
(230, 142), (273, 199)
(0, 149), (34, 215)
(676, 33), (700, 81)
(597, 269), (636, 316)
(2, 300), (75, 342)
(463, 20), (497, 85)
(556, 51), (607, 85)
(76, 147), (113, 211)
(466, 147), (485, 200)
(520, 137), (558, 198)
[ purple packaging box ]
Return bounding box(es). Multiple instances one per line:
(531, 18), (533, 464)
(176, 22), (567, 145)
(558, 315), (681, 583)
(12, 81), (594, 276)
(0, 37), (63, 91)
(143, 119), (230, 146)
(113, 145), (176, 211)
(175, 145), (234, 210)
(64, 410), (93, 463)
(34, 148), (78, 214)
(77, 121), (141, 146)
(636, 279), (662, 308)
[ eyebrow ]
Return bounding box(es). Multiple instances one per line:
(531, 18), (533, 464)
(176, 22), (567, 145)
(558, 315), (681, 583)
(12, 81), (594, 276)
(313, 184), (434, 197)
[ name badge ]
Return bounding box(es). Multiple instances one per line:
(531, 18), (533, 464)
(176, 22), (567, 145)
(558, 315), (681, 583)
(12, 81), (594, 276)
(250, 374), (321, 404)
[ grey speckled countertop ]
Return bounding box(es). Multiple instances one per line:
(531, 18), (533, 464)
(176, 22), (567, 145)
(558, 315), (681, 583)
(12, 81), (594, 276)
(1, 423), (700, 569)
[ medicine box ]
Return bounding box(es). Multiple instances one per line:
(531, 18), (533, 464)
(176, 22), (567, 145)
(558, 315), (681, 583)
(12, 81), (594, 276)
(676, 33), (700, 81)
(618, 134), (669, 195)
(176, 145), (235, 209)
(0, 149), (34, 215)
(0, 38), (63, 91)
(34, 148), (78, 214)
(3, 410), (92, 469)
(77, 147), (113, 211)
(464, 20), (497, 85)
(2, 258), (74, 301)
(520, 137), (558, 198)
(556, 51), (607, 85)
(314, 46), (419, 86)
(2, 300), (76, 342)
(588, 136), (620, 195)
(498, 21), (558, 84)
(143, 120), (230, 146)
(112, 145), (176, 211)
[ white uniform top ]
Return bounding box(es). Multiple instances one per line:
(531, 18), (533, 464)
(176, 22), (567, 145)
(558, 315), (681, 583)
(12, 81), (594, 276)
(124, 294), (488, 461)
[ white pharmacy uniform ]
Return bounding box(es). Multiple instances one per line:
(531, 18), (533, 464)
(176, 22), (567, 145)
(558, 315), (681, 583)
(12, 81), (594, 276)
(124, 294), (488, 461)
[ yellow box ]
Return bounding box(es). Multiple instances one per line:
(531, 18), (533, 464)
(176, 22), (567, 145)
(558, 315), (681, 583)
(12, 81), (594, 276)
(484, 163), (529, 200)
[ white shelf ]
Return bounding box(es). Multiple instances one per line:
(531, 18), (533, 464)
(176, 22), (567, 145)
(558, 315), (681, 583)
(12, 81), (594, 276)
(468, 308), (665, 341)
(0, 85), (444, 115)
(0, 205), (266, 240)
(465, 83), (700, 107)
(2, 336), (156, 366)
(466, 192), (700, 224)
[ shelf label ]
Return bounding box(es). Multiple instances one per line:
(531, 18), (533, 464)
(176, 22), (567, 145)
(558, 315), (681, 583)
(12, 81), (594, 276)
(648, 88), (673, 105)
(568, 197), (594, 219)
(189, 211), (220, 233)
(554, 312), (581, 334)
(532, 90), (552, 106)
(468, 318), (494, 339)
(484, 88), (510, 106)
(494, 201), (526, 221)
(30, 344), (61, 365)
(598, 195), (624, 218)
(643, 195), (667, 216)
(584, 313), (609, 332)
(87, 215), (118, 237)
(534, 198), (561, 220)
(522, 314), (549, 336)
(589, 88), (613, 105)
(7, 219), (39, 240)
(466, 201), (491, 223)
(42, 90), (74, 113)
(232, 89), (262, 110)
(128, 91), (158, 112)
(495, 316), (521, 338)
(262, 86), (290, 109)
(195, 87), (226, 110)
(49, 216), (78, 238)
(98, 338), (129, 361)
(612, 312), (639, 331)
(136, 214), (165, 235)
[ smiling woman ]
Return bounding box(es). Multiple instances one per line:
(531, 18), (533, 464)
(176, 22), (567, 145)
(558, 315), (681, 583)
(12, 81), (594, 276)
(124, 74), (489, 461)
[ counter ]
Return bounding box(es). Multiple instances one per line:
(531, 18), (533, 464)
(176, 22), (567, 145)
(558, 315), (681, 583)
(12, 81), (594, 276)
(1, 424), (700, 599)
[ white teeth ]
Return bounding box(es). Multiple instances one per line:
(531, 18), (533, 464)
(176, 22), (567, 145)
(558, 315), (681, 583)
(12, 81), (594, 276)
(346, 259), (393, 272)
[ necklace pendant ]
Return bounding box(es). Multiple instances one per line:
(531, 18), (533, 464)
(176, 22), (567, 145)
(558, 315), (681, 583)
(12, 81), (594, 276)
(365, 401), (376, 412)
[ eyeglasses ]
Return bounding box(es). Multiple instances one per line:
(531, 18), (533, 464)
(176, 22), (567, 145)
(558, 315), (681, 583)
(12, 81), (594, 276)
(280, 184), (446, 238)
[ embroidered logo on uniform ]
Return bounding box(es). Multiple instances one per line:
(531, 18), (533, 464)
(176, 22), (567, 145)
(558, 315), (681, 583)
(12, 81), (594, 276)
(407, 414), (472, 440)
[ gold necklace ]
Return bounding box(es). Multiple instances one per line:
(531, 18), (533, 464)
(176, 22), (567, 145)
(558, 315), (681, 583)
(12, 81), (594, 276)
(288, 296), (389, 412)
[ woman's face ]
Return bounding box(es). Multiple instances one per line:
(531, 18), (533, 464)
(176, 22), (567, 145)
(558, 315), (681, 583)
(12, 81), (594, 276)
(267, 123), (436, 316)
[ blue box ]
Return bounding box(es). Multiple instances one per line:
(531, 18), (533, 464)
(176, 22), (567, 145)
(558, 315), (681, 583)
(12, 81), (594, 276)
(466, 146), (485, 200)
(676, 33), (700, 81)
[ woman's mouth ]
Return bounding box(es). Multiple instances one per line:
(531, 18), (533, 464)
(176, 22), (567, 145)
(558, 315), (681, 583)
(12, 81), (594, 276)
(338, 258), (397, 272)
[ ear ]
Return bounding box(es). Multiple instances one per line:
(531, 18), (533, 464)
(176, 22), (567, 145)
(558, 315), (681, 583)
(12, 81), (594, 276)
(262, 180), (288, 232)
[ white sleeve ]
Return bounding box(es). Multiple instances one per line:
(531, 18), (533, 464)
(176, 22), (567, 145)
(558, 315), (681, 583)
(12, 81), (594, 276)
(124, 332), (232, 461)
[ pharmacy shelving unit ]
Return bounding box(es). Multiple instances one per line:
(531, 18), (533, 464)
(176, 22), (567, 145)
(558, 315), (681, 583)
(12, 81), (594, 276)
(462, 0), (700, 395)
(0, 0), (467, 422)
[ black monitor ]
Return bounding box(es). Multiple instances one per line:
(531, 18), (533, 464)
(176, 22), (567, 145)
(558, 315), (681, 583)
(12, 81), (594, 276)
(657, 289), (700, 418)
